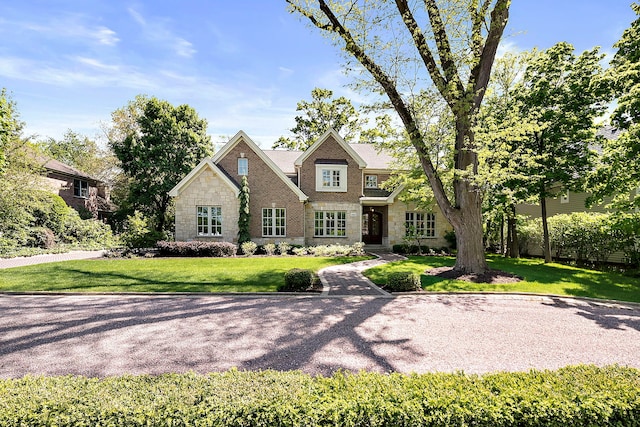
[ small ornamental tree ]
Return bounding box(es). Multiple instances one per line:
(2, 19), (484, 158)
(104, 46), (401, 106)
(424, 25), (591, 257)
(237, 175), (251, 245)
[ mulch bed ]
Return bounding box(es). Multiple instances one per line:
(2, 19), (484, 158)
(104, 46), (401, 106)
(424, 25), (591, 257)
(425, 266), (522, 284)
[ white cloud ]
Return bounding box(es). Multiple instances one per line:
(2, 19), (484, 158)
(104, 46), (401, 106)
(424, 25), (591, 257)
(127, 7), (197, 58)
(3, 16), (119, 47)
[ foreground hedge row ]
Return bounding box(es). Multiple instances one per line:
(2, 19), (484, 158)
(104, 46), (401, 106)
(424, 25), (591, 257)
(1, 366), (639, 426)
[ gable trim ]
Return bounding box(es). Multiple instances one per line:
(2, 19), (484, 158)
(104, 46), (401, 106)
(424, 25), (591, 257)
(213, 130), (308, 202)
(294, 128), (367, 168)
(168, 157), (239, 197)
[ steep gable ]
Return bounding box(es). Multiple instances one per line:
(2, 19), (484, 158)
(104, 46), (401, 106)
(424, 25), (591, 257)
(168, 158), (239, 197)
(294, 128), (367, 168)
(213, 131), (307, 202)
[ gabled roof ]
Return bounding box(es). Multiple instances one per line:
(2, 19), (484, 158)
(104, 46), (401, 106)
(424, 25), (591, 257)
(263, 150), (301, 175)
(42, 157), (98, 182)
(168, 157), (239, 197)
(213, 131), (308, 202)
(350, 144), (395, 170)
(294, 128), (367, 168)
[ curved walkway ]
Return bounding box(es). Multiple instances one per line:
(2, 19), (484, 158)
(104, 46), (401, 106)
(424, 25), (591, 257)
(319, 252), (406, 297)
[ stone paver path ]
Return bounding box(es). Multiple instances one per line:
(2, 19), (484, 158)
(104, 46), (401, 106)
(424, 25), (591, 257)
(319, 252), (406, 296)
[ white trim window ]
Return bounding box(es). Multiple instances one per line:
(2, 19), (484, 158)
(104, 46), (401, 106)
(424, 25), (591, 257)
(238, 158), (248, 175)
(197, 206), (222, 236)
(405, 212), (436, 238)
(316, 164), (348, 192)
(314, 211), (346, 237)
(262, 208), (286, 237)
(74, 179), (88, 198)
(365, 175), (378, 188)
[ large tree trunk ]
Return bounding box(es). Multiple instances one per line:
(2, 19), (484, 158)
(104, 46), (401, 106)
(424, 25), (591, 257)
(506, 204), (520, 258)
(448, 178), (489, 274)
(540, 193), (552, 263)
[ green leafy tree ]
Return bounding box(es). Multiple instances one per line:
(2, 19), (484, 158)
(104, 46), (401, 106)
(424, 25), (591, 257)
(38, 130), (116, 180)
(288, 0), (510, 274)
(511, 42), (609, 262)
(108, 96), (213, 233)
(274, 88), (363, 150)
(589, 3), (640, 210)
(237, 175), (251, 245)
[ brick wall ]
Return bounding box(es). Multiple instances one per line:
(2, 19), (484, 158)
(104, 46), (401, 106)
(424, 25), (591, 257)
(215, 138), (305, 241)
(299, 135), (362, 203)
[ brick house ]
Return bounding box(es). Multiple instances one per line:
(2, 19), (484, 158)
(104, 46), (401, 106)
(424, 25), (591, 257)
(43, 158), (114, 220)
(170, 129), (451, 249)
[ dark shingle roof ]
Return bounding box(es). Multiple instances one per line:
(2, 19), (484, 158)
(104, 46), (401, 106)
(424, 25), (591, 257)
(42, 158), (97, 182)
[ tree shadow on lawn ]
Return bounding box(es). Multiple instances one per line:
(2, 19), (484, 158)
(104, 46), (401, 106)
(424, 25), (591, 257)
(8, 266), (284, 293)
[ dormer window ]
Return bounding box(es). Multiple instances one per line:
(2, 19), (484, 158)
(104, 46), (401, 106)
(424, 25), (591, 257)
(365, 175), (378, 189)
(238, 158), (248, 175)
(315, 162), (347, 192)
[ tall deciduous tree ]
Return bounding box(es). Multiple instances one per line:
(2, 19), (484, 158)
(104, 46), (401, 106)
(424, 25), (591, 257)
(589, 3), (640, 210)
(512, 42), (609, 262)
(288, 0), (510, 273)
(274, 87), (362, 150)
(38, 130), (116, 181)
(109, 96), (213, 232)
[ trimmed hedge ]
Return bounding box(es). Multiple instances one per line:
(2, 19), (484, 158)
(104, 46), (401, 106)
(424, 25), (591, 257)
(386, 271), (421, 292)
(156, 241), (237, 257)
(280, 268), (315, 291)
(0, 366), (638, 426)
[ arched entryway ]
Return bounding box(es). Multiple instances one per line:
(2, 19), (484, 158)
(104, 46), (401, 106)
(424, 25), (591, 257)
(362, 210), (383, 244)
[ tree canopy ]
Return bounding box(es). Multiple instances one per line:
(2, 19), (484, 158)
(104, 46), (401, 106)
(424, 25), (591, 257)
(108, 96), (213, 232)
(274, 88), (362, 150)
(288, 0), (510, 273)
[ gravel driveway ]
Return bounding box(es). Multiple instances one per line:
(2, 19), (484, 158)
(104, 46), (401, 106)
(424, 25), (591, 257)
(1, 293), (639, 378)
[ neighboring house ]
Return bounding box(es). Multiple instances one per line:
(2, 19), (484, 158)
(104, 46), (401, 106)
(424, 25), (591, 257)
(169, 129), (451, 249)
(42, 158), (115, 220)
(516, 127), (632, 262)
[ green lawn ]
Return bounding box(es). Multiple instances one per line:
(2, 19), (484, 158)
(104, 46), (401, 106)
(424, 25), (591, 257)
(363, 255), (640, 303)
(0, 256), (370, 293)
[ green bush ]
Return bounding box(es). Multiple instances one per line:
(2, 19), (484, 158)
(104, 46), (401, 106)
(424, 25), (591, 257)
(280, 268), (315, 291)
(277, 241), (291, 255)
(263, 243), (276, 256)
(386, 271), (421, 292)
(27, 227), (56, 249)
(156, 241), (237, 257)
(0, 366), (638, 426)
(120, 211), (165, 248)
(240, 241), (257, 256)
(61, 214), (114, 247)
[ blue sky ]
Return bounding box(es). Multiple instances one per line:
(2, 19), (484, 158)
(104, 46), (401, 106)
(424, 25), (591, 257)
(1, 1), (636, 147)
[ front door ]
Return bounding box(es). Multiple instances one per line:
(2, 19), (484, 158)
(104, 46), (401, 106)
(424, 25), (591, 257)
(362, 211), (383, 244)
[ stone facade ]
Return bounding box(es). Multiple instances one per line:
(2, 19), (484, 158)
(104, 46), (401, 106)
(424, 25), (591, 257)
(387, 201), (450, 248)
(174, 166), (239, 242)
(305, 201), (362, 246)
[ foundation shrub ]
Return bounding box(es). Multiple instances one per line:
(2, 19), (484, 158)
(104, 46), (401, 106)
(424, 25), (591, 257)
(263, 243), (276, 256)
(0, 366), (638, 426)
(156, 241), (237, 257)
(277, 241), (291, 255)
(280, 268), (315, 291)
(240, 241), (257, 256)
(386, 271), (421, 292)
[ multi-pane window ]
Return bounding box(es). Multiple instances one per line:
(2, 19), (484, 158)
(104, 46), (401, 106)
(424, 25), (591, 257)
(316, 165), (347, 192)
(405, 212), (436, 238)
(314, 211), (346, 237)
(238, 158), (248, 175)
(322, 169), (341, 188)
(262, 208), (286, 237)
(365, 175), (378, 188)
(197, 206), (222, 236)
(73, 179), (88, 198)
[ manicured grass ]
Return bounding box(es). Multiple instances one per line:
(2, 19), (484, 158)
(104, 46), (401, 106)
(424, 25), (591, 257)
(364, 255), (640, 303)
(0, 256), (371, 293)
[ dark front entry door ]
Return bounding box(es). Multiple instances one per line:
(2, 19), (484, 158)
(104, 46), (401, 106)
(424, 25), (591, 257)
(362, 211), (383, 244)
